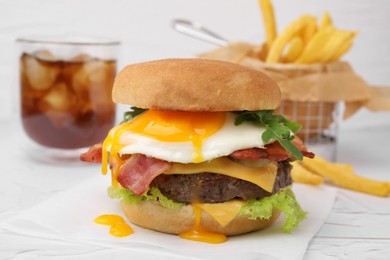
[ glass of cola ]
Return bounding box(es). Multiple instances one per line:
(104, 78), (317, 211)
(16, 36), (120, 162)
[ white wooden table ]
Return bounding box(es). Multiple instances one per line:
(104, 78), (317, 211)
(0, 113), (389, 260)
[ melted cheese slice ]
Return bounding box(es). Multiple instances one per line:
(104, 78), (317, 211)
(165, 157), (277, 192)
(198, 200), (245, 227)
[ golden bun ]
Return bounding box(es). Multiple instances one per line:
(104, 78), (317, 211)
(113, 58), (281, 111)
(121, 200), (280, 236)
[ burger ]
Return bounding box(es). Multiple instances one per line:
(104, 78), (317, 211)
(81, 58), (314, 242)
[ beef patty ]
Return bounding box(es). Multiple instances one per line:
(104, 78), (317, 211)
(151, 160), (292, 203)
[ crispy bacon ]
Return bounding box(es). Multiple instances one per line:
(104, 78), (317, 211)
(230, 147), (287, 161)
(117, 154), (172, 195)
(80, 136), (314, 195)
(292, 137), (315, 159)
(80, 137), (314, 165)
(229, 137), (314, 161)
(80, 143), (103, 163)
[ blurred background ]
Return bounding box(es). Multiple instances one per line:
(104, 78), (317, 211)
(1, 0), (389, 128)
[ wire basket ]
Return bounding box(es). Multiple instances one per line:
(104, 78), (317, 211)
(277, 101), (342, 161)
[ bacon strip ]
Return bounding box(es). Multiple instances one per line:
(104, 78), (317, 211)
(80, 137), (313, 194)
(80, 143), (103, 163)
(229, 137), (314, 161)
(117, 154), (172, 195)
(80, 136), (314, 165)
(291, 137), (315, 159)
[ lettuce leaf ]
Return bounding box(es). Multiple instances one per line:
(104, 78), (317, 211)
(239, 188), (307, 233)
(107, 186), (184, 209)
(108, 186), (306, 233)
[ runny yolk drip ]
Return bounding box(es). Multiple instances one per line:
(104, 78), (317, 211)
(179, 203), (227, 244)
(94, 214), (133, 237)
(101, 126), (125, 186)
(127, 110), (225, 162)
(101, 110), (225, 186)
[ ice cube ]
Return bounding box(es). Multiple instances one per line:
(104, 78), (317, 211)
(41, 82), (74, 111)
(72, 53), (92, 62)
(34, 50), (56, 61)
(39, 82), (77, 128)
(44, 109), (73, 129)
(23, 54), (59, 91)
(71, 59), (106, 94)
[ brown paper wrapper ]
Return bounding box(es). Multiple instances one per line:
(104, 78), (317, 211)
(200, 42), (390, 119)
(365, 86), (390, 111)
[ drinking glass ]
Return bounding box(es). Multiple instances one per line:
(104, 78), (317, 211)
(16, 36), (120, 163)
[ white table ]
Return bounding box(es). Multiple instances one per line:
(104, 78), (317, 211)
(0, 111), (389, 259)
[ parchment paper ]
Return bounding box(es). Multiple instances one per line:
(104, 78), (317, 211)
(200, 42), (390, 119)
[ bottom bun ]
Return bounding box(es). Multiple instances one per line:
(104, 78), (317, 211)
(121, 200), (281, 236)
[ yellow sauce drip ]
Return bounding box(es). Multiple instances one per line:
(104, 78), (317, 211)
(94, 214), (133, 237)
(101, 111), (226, 186)
(101, 125), (127, 186)
(127, 110), (225, 162)
(179, 203), (227, 244)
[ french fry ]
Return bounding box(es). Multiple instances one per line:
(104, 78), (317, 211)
(291, 161), (324, 185)
(294, 26), (336, 64)
(266, 15), (316, 63)
(320, 30), (357, 62)
(259, 7), (356, 63)
(258, 0), (277, 51)
(301, 19), (317, 45)
(332, 162), (354, 173)
(301, 156), (390, 197)
(253, 43), (269, 61)
(328, 34), (356, 62)
(283, 37), (304, 63)
(319, 11), (333, 30)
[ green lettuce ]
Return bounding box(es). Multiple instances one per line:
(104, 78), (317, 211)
(239, 188), (307, 233)
(108, 186), (184, 209)
(108, 186), (306, 233)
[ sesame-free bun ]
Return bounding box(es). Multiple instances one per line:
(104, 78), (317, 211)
(121, 200), (280, 236)
(113, 59), (281, 111)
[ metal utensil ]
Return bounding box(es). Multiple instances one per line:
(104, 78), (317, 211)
(171, 19), (228, 46)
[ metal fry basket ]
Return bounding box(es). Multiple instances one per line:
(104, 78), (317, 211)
(277, 101), (342, 161)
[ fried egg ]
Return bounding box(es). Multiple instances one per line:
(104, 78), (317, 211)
(106, 110), (268, 164)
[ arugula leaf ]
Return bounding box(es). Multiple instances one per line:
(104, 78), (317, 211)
(121, 107), (147, 123)
(240, 187), (307, 233)
(234, 110), (303, 160)
(285, 120), (301, 133)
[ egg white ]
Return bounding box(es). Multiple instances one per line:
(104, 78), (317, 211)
(117, 113), (269, 163)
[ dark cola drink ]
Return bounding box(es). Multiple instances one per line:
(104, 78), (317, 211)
(20, 51), (116, 149)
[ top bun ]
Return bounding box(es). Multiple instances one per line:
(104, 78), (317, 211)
(112, 58), (281, 111)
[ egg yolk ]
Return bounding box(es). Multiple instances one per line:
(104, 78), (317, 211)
(94, 214), (133, 237)
(127, 110), (226, 163)
(179, 203), (227, 244)
(101, 110), (226, 185)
